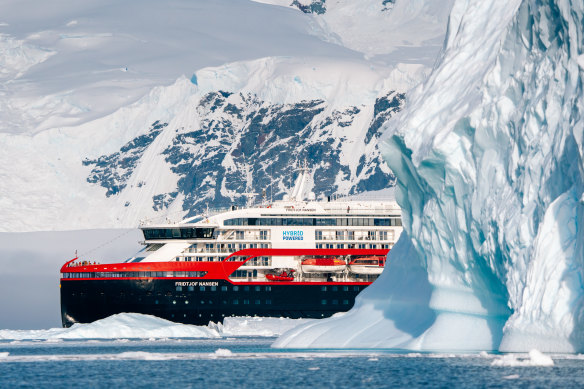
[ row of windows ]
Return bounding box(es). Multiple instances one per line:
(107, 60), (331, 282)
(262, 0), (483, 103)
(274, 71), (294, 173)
(175, 285), (360, 293)
(187, 243), (270, 253)
(322, 299), (350, 305)
(315, 243), (390, 249)
(168, 299), (273, 305)
(315, 230), (390, 241)
(143, 228), (214, 240)
(242, 257), (271, 266)
(181, 256), (226, 262)
(234, 230), (269, 240)
(224, 217), (401, 227)
(177, 285), (273, 292)
(231, 270), (258, 278)
(62, 271), (207, 279)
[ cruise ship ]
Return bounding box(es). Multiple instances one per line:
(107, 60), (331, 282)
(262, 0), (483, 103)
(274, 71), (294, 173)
(60, 168), (402, 327)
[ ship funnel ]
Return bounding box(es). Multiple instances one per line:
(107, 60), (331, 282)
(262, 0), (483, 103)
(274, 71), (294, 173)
(289, 160), (312, 202)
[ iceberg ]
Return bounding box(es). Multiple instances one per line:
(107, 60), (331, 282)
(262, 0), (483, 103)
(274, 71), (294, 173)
(275, 0), (584, 352)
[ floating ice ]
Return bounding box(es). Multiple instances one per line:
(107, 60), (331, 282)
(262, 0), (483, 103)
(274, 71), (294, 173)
(212, 349), (233, 357)
(0, 313), (312, 340)
(276, 0), (584, 352)
(217, 317), (314, 337)
(491, 350), (554, 367)
(116, 351), (170, 361)
(0, 313), (218, 340)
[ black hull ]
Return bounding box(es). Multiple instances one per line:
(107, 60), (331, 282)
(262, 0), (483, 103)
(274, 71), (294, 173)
(60, 279), (367, 328)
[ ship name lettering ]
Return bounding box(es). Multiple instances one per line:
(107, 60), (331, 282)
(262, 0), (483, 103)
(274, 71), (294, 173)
(199, 281), (219, 287)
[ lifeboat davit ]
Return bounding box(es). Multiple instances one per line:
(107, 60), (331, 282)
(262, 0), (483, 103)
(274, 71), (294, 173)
(301, 258), (346, 273)
(348, 256), (386, 275)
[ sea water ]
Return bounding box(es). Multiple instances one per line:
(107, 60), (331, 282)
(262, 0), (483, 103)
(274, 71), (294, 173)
(1, 338), (584, 388)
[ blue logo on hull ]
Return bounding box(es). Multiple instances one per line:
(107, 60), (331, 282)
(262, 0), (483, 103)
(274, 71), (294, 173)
(283, 230), (303, 241)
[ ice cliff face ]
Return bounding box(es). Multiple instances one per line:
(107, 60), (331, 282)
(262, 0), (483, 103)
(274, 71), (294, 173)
(275, 0), (584, 352)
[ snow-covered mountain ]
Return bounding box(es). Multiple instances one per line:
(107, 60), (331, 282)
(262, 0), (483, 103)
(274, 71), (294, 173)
(0, 0), (448, 232)
(276, 0), (584, 353)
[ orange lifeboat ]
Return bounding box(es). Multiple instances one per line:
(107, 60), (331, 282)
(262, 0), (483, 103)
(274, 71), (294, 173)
(301, 258), (346, 273)
(348, 256), (386, 275)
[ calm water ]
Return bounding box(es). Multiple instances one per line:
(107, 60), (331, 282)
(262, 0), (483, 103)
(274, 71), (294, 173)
(1, 338), (584, 388)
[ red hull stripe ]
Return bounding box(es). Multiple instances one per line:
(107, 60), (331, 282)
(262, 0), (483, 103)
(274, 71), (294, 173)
(61, 248), (389, 280)
(60, 278), (372, 285)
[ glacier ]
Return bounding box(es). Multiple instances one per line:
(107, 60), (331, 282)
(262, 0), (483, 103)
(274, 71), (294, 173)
(0, 0), (446, 232)
(275, 0), (584, 352)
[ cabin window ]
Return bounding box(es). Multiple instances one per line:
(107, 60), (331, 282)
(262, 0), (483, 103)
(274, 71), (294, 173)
(321, 299), (327, 305)
(266, 299), (272, 305)
(255, 299), (261, 305)
(343, 300), (349, 305)
(335, 231), (344, 240)
(176, 286), (183, 292)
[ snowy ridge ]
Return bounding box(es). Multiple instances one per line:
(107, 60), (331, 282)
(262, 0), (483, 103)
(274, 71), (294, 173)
(253, 0), (453, 59)
(0, 58), (422, 231)
(0, 0), (449, 232)
(275, 0), (584, 352)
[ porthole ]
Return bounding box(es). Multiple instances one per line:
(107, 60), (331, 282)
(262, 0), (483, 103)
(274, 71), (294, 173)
(172, 300), (176, 304)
